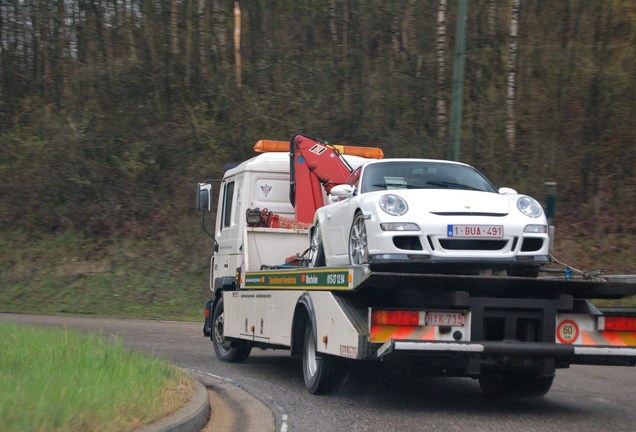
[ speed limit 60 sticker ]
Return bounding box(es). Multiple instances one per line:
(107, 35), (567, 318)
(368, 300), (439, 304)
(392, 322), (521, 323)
(556, 320), (580, 344)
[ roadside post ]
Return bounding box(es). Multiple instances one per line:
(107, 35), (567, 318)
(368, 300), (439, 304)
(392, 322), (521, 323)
(545, 181), (557, 252)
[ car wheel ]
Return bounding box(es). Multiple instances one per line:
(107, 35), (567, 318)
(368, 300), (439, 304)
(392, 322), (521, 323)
(212, 296), (251, 363)
(349, 212), (369, 265)
(308, 224), (326, 267)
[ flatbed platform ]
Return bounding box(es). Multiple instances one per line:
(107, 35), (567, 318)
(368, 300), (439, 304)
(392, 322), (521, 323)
(240, 265), (636, 300)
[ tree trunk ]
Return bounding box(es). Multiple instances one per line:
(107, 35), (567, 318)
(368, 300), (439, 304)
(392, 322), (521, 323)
(488, 0), (496, 35)
(123, 0), (137, 61)
(212, 0), (227, 65)
(506, 0), (520, 151)
(185, 0), (193, 90)
(329, 0), (338, 48)
(170, 0), (179, 57)
(198, 0), (207, 83)
(436, 0), (448, 150)
(390, 13), (400, 67)
(233, 1), (241, 88)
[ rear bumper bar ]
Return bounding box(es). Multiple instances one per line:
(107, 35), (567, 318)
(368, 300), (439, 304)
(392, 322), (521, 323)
(377, 339), (636, 366)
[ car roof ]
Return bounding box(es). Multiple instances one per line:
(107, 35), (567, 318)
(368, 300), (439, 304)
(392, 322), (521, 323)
(360, 158), (471, 168)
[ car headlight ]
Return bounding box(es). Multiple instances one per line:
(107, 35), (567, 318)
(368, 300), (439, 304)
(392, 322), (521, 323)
(517, 196), (543, 218)
(379, 194), (408, 216)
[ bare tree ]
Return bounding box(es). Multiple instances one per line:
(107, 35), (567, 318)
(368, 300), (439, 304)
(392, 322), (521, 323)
(211, 0), (227, 65)
(233, 1), (241, 88)
(488, 0), (496, 35)
(436, 0), (448, 148)
(329, 0), (338, 49)
(170, 0), (179, 57)
(506, 0), (520, 151)
(198, 0), (207, 82)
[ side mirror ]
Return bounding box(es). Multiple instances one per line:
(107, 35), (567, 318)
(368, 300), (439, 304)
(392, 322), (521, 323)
(196, 183), (213, 211)
(330, 184), (355, 198)
(498, 187), (518, 195)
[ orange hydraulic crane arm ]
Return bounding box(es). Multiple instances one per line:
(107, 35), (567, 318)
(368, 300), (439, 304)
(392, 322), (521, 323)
(254, 134), (384, 224)
(289, 134), (355, 223)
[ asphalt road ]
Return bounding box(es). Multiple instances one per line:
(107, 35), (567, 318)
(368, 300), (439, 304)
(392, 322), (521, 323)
(3, 313), (636, 432)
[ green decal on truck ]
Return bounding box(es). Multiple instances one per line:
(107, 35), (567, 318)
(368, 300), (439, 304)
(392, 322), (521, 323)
(243, 269), (351, 290)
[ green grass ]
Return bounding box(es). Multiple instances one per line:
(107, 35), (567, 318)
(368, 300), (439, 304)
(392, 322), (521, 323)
(0, 228), (212, 321)
(0, 322), (191, 432)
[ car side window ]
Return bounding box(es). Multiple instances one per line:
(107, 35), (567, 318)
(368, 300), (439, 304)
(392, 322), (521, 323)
(346, 167), (362, 189)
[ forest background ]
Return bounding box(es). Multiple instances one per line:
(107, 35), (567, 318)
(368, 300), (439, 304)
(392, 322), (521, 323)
(1, 0), (635, 319)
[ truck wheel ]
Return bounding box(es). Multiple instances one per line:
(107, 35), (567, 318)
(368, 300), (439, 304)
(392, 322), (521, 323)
(479, 372), (554, 398)
(308, 224), (326, 267)
(348, 212), (369, 265)
(212, 296), (251, 363)
(302, 321), (349, 394)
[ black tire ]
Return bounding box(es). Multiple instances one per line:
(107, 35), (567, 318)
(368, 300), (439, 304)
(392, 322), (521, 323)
(212, 296), (251, 363)
(479, 371), (554, 398)
(506, 266), (540, 278)
(348, 212), (369, 265)
(308, 224), (326, 267)
(302, 321), (349, 394)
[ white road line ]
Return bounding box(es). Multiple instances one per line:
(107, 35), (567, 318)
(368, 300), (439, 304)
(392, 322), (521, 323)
(187, 368), (290, 431)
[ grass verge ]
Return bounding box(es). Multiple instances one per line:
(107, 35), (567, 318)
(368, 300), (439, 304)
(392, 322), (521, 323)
(0, 227), (212, 321)
(0, 322), (192, 432)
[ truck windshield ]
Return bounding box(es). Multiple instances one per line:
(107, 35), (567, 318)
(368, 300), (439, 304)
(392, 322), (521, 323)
(360, 161), (497, 194)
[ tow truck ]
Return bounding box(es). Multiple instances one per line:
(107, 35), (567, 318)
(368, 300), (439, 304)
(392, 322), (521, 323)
(197, 134), (636, 396)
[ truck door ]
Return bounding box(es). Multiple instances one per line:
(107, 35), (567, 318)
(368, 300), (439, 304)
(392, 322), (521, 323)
(215, 175), (243, 280)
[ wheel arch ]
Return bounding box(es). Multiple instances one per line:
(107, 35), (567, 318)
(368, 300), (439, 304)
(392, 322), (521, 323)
(291, 293), (317, 357)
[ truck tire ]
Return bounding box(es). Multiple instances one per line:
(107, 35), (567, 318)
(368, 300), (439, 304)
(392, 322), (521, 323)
(478, 372), (554, 398)
(212, 296), (251, 363)
(302, 321), (349, 394)
(308, 224), (326, 267)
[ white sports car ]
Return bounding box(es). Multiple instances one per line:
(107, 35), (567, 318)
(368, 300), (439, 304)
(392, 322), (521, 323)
(308, 159), (550, 276)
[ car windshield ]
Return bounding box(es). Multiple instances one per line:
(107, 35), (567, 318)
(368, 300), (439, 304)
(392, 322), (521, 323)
(359, 161), (498, 194)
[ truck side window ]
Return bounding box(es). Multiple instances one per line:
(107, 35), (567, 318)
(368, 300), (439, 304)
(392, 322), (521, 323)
(222, 181), (235, 229)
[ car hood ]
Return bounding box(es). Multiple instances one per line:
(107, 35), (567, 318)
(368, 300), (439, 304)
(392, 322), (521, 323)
(379, 189), (511, 215)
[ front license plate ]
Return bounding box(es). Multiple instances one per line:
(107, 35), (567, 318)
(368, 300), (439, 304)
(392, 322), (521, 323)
(447, 224), (503, 238)
(425, 312), (465, 327)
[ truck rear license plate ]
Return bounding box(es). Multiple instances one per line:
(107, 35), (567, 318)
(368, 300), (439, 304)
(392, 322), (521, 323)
(425, 312), (465, 327)
(447, 224), (503, 238)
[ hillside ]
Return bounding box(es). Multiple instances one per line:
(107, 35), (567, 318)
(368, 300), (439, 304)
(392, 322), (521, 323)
(1, 1), (634, 318)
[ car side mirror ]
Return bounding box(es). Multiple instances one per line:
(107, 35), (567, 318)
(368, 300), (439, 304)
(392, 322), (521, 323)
(498, 187), (517, 195)
(330, 184), (355, 199)
(196, 183), (213, 211)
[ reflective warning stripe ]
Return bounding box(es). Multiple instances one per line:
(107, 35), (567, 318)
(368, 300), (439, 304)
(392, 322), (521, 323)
(370, 325), (436, 343)
(578, 331), (636, 347)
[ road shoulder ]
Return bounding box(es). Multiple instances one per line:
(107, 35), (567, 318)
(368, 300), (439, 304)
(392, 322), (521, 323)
(193, 372), (276, 432)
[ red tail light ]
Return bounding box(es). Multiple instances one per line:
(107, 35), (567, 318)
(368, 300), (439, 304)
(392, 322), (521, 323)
(599, 316), (636, 332)
(371, 310), (420, 326)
